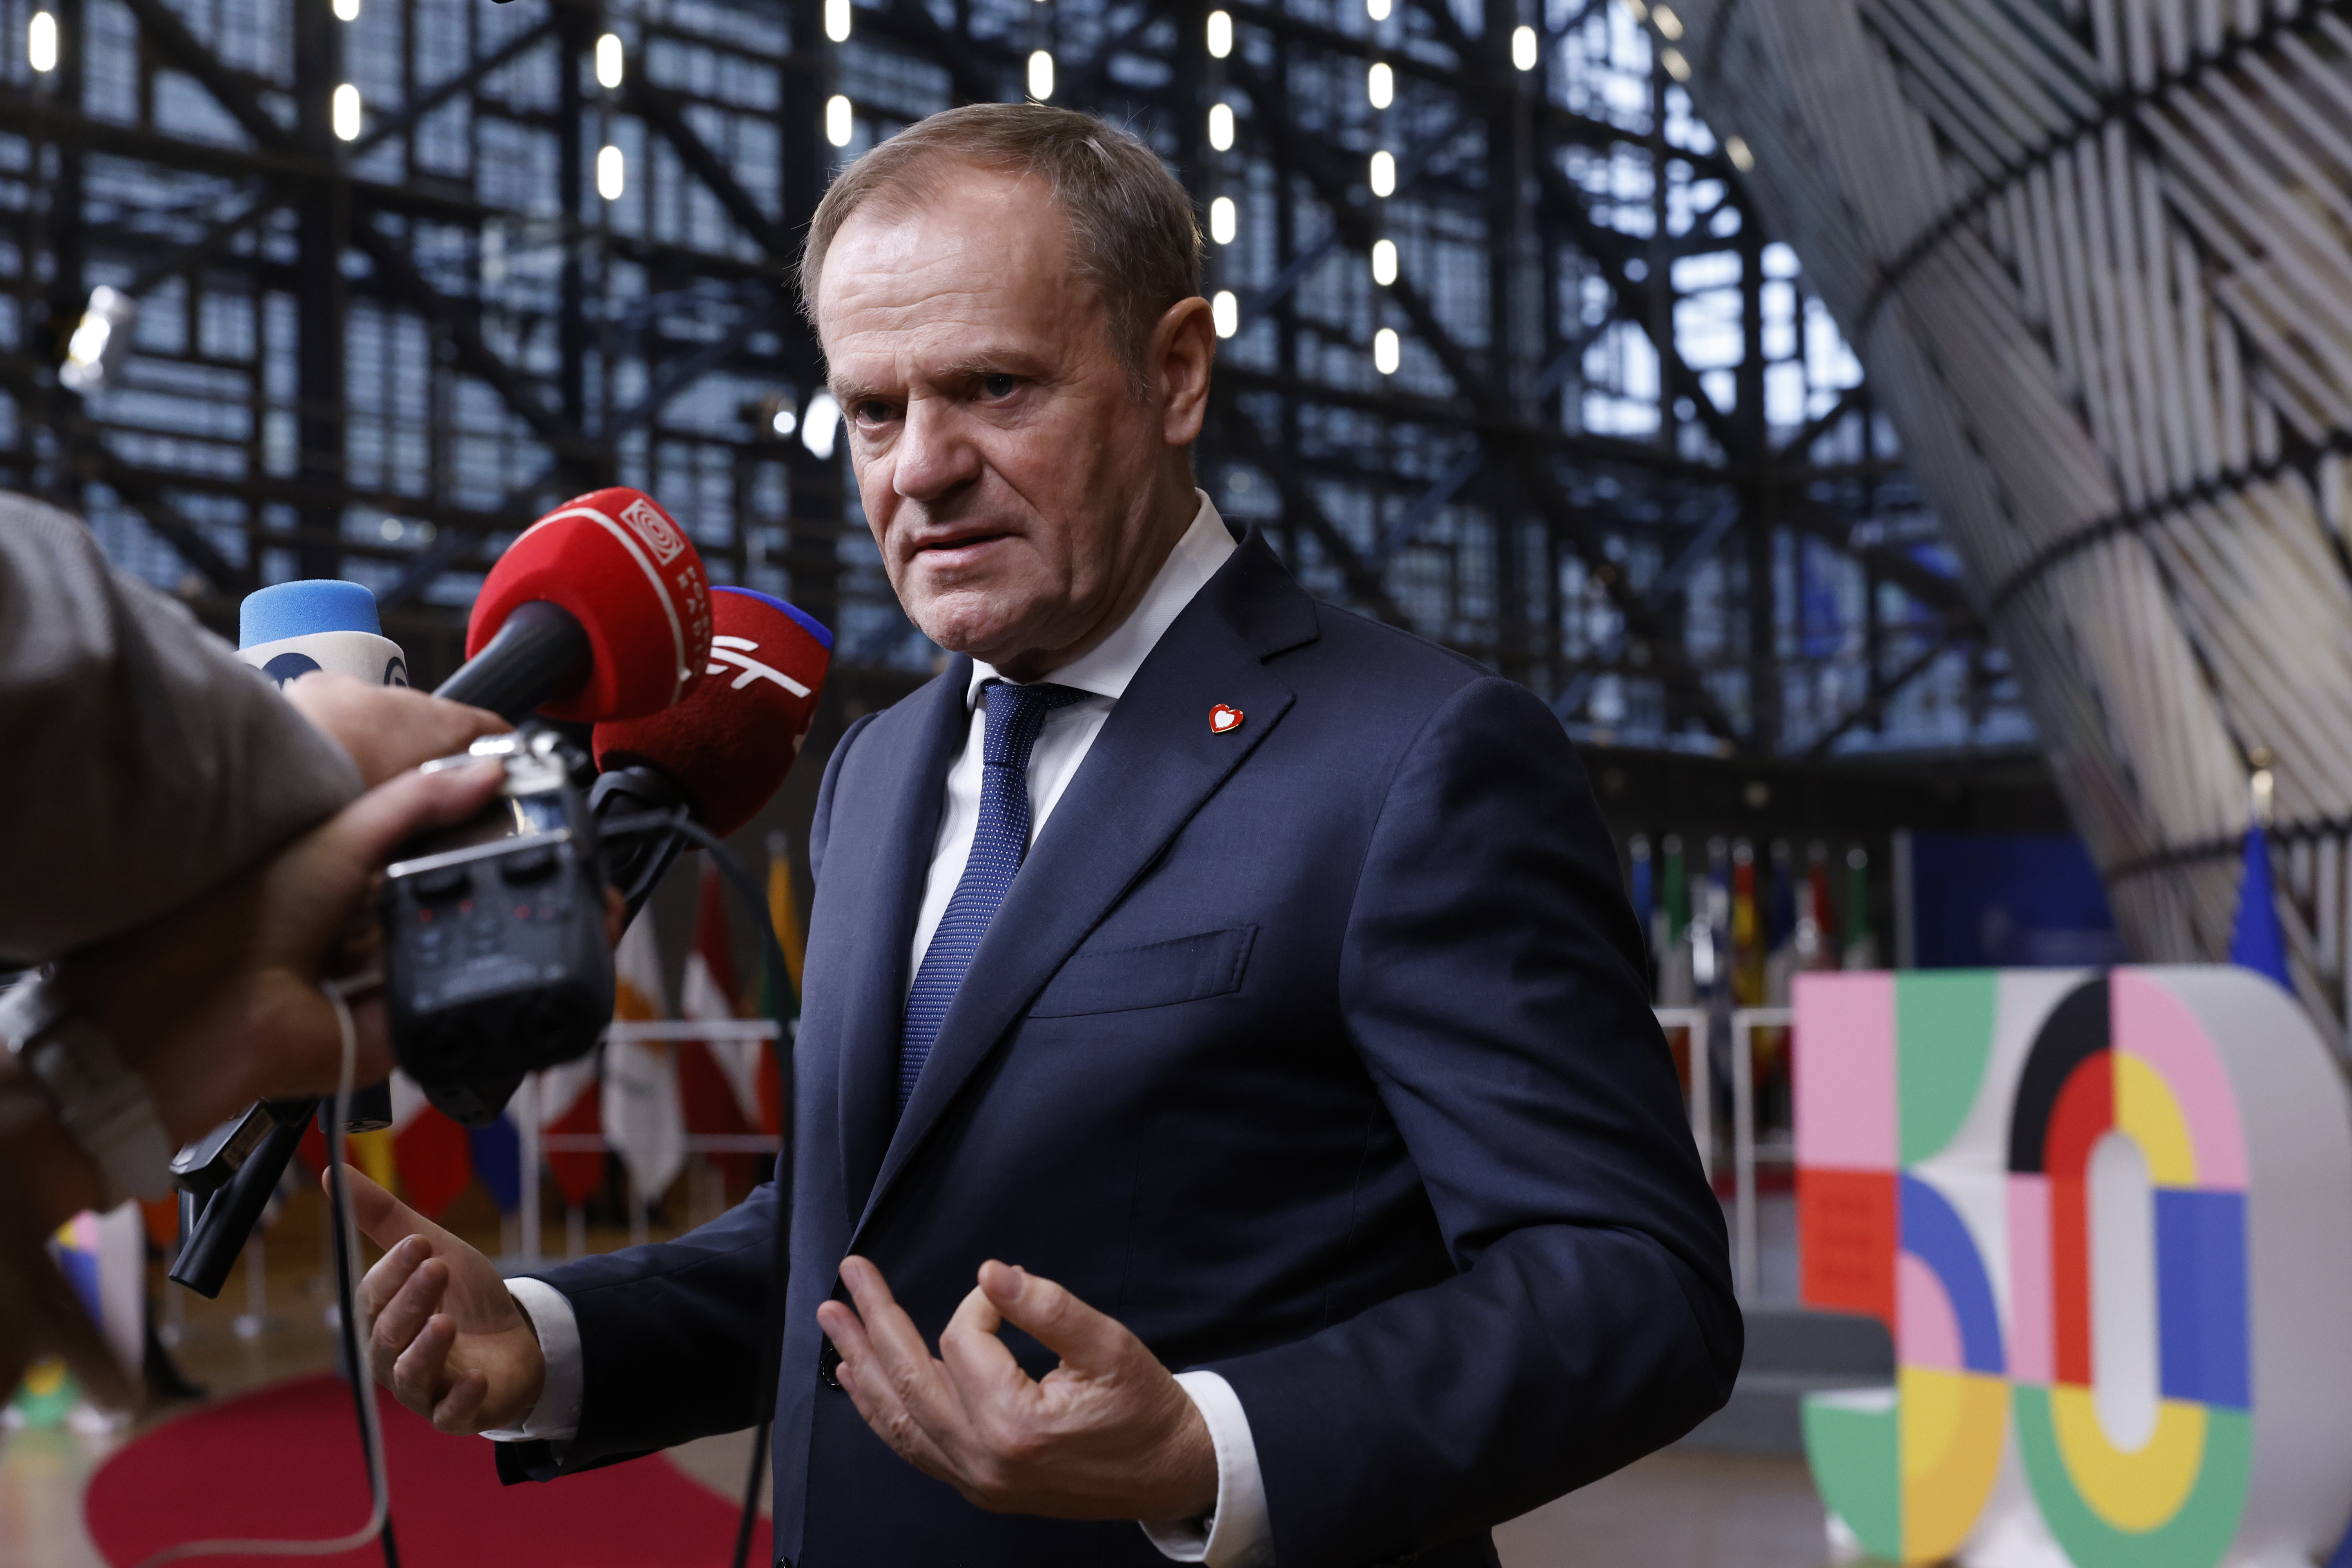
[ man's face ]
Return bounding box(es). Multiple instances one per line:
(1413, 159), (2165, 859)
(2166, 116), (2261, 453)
(817, 169), (1193, 677)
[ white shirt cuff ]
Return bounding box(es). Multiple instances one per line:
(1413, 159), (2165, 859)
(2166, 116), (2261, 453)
(480, 1277), (583, 1446)
(1139, 1370), (1273, 1567)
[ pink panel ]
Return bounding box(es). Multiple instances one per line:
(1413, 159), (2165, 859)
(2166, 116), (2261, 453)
(1897, 1251), (1963, 1371)
(2006, 1174), (2053, 1385)
(2111, 968), (2248, 1188)
(1793, 971), (1897, 1171)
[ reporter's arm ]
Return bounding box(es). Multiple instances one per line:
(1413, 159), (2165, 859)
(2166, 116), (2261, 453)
(43, 759), (505, 1142)
(281, 670), (506, 788)
(0, 760), (503, 1406)
(0, 494), (361, 961)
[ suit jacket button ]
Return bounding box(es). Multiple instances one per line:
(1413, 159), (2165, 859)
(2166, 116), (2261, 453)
(818, 1342), (842, 1390)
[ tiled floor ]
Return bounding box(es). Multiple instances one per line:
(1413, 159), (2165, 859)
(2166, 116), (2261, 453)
(3, 1185), (1834, 1568)
(0, 1423), (109, 1568)
(1497, 1451), (1830, 1568)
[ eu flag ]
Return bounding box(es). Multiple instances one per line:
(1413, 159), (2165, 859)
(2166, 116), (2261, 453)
(2228, 820), (2290, 988)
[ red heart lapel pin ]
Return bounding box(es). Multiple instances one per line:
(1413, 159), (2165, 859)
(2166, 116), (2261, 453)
(1209, 703), (1245, 735)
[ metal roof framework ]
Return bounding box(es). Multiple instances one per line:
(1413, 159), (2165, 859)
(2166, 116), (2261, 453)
(0, 0), (2024, 760)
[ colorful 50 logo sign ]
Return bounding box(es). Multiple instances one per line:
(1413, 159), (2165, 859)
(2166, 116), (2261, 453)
(1793, 968), (2352, 1568)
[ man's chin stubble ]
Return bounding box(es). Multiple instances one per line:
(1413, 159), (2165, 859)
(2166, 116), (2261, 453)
(910, 608), (1025, 661)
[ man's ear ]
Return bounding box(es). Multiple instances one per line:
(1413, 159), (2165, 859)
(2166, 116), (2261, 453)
(1151, 296), (1216, 448)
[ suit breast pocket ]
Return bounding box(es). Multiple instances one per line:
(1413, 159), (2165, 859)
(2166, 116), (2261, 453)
(1028, 926), (1258, 1018)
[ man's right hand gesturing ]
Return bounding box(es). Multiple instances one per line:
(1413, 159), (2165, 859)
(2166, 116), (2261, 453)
(343, 1165), (547, 1433)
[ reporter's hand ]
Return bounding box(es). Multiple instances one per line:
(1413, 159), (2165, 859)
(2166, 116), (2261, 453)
(56, 759), (506, 1143)
(816, 1256), (1216, 1521)
(283, 670), (508, 785)
(345, 1167), (548, 1432)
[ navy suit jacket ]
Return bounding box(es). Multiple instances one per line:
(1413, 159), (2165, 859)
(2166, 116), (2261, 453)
(499, 529), (1739, 1567)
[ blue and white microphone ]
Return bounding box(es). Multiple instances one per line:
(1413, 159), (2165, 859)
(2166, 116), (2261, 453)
(236, 580), (409, 687)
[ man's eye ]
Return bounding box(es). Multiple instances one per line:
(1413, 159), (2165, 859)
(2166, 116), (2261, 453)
(981, 374), (1018, 399)
(855, 401), (896, 424)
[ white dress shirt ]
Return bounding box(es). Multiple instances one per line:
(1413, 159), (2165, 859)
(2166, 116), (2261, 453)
(492, 494), (1272, 1568)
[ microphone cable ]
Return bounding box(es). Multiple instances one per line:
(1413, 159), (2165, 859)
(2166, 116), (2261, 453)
(603, 810), (795, 1568)
(133, 971), (398, 1568)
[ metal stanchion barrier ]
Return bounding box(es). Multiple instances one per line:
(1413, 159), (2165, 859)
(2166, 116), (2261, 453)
(1653, 1007), (1711, 1184)
(1727, 1007), (1789, 1303)
(232, 1230), (281, 1341)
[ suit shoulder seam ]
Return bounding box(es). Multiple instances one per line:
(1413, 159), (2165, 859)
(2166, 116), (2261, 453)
(1307, 601), (1491, 679)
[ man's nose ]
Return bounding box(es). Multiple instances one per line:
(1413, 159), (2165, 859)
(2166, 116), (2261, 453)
(892, 399), (982, 501)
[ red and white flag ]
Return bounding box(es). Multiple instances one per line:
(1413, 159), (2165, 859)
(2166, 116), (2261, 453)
(534, 1049), (606, 1211)
(601, 909), (684, 1203)
(678, 859), (768, 1188)
(388, 1071), (474, 1221)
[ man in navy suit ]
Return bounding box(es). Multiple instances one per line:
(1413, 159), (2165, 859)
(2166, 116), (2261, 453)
(350, 103), (1738, 1567)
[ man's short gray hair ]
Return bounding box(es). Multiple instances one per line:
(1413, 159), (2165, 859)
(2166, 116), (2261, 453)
(800, 103), (1203, 391)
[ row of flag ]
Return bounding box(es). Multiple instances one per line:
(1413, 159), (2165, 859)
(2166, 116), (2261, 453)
(307, 838), (808, 1223)
(1627, 835), (1877, 1009)
(1626, 778), (2289, 1009)
(2231, 764), (2290, 990)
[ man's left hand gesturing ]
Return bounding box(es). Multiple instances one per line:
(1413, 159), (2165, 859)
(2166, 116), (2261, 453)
(816, 1256), (1218, 1523)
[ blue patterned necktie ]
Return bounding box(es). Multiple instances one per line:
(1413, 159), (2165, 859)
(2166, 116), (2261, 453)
(898, 679), (1091, 1112)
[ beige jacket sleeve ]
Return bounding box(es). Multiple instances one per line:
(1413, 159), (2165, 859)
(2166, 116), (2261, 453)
(0, 493), (363, 964)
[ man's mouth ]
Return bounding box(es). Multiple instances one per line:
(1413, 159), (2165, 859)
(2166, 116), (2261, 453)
(911, 530), (1013, 564)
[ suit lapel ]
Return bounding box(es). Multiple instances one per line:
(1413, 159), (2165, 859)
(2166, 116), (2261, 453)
(850, 533), (1319, 1245)
(834, 660), (976, 1218)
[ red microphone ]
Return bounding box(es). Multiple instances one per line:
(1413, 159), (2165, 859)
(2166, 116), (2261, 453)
(587, 587), (829, 919)
(592, 586), (832, 836)
(437, 487), (714, 722)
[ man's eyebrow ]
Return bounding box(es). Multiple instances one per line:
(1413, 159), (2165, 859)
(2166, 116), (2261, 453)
(829, 377), (891, 408)
(929, 348), (1054, 382)
(829, 350), (1056, 407)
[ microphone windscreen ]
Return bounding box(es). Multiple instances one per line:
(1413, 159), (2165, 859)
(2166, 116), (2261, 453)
(591, 586), (832, 838)
(237, 580), (409, 688)
(468, 487), (713, 722)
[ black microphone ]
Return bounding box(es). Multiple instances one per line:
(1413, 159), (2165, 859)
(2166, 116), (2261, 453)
(168, 1100), (315, 1299)
(592, 764), (697, 923)
(436, 602), (590, 719)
